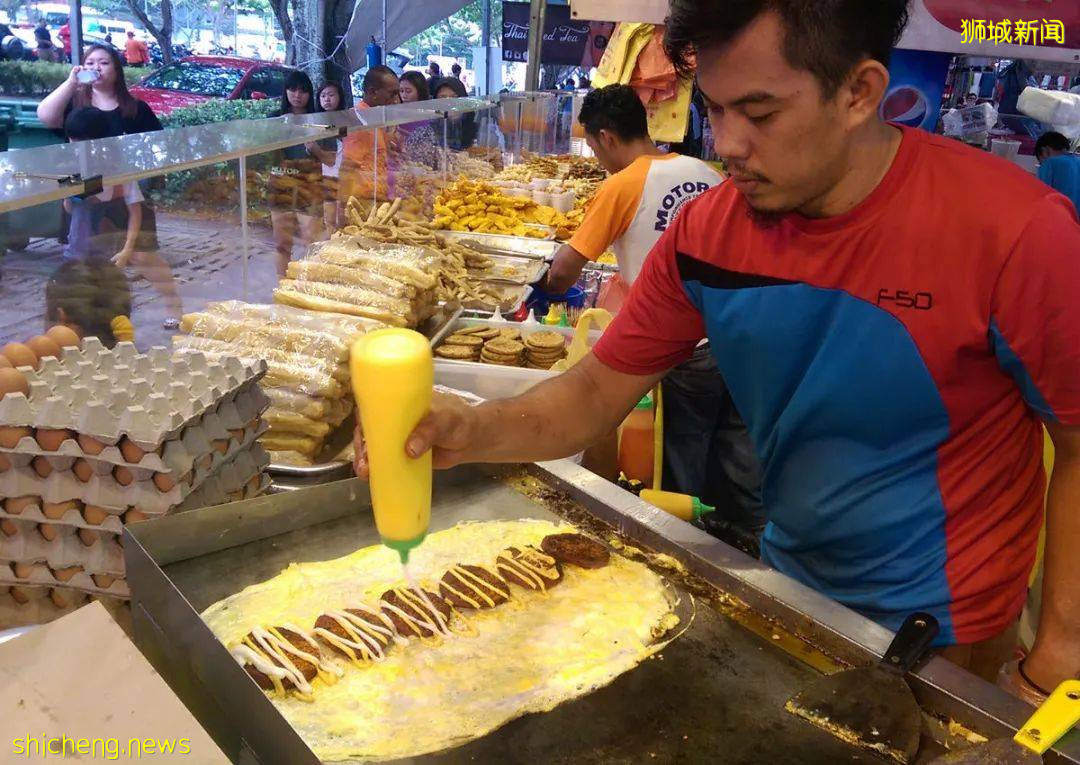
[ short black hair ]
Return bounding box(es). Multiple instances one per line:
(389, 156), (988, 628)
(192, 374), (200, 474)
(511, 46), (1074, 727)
(400, 70), (430, 100)
(433, 76), (467, 99)
(428, 61), (441, 75)
(664, 0), (911, 96)
(65, 106), (111, 141)
(280, 69), (314, 115)
(577, 84), (649, 141)
(451, 63), (462, 76)
(363, 65), (397, 95)
(1035, 131), (1071, 157)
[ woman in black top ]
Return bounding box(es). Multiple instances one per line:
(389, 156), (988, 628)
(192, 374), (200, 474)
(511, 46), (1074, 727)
(271, 70), (323, 275)
(433, 77), (478, 151)
(37, 44), (181, 328)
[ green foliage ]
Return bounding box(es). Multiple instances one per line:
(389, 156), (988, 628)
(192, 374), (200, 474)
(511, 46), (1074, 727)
(159, 97), (278, 127)
(0, 61), (152, 97)
(402, 0), (500, 68)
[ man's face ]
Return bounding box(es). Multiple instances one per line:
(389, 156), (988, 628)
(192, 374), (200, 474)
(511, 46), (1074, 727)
(696, 11), (860, 216)
(366, 74), (399, 106)
(584, 130), (622, 174)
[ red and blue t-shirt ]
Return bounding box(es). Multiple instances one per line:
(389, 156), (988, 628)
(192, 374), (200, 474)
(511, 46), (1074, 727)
(594, 125), (1080, 646)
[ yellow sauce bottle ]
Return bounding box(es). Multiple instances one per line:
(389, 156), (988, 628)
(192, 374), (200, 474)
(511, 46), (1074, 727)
(639, 489), (716, 522)
(350, 329), (433, 564)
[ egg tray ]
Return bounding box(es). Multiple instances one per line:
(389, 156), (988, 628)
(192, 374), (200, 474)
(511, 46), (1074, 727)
(0, 336), (267, 459)
(0, 518), (123, 575)
(2, 584), (92, 627)
(0, 560), (130, 599)
(0, 439), (270, 515)
(0, 410), (269, 483)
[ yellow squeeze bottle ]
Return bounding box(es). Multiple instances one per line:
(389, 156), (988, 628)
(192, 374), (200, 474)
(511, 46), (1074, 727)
(639, 489), (716, 522)
(350, 329), (433, 564)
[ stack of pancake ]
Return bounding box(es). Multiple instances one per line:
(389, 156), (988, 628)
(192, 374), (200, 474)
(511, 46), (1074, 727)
(523, 331), (567, 370)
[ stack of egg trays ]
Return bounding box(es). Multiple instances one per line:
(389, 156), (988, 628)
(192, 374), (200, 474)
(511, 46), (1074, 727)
(0, 338), (270, 603)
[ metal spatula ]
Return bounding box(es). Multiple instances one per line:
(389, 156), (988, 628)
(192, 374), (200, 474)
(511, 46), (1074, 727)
(785, 612), (939, 763)
(929, 680), (1080, 764)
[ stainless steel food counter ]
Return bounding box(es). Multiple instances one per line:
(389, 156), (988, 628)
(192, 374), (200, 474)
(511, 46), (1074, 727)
(124, 461), (1080, 764)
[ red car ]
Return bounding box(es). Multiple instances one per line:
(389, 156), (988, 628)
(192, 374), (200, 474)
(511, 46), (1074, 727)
(129, 56), (295, 116)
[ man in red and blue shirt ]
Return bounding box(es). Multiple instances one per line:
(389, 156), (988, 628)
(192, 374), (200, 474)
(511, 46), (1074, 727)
(357, 1), (1080, 699)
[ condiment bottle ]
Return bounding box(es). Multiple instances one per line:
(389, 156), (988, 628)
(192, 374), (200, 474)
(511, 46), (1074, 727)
(350, 329), (433, 564)
(618, 393), (654, 485)
(640, 489), (716, 522)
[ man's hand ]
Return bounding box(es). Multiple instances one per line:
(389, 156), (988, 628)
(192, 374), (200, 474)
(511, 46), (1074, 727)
(353, 392), (478, 478)
(997, 659), (1050, 707)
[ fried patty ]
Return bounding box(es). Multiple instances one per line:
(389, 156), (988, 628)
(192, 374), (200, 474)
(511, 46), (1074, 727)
(242, 627), (319, 690)
(496, 545), (564, 591)
(314, 608), (393, 657)
(380, 588), (452, 637)
(439, 564), (510, 609)
(540, 533), (611, 569)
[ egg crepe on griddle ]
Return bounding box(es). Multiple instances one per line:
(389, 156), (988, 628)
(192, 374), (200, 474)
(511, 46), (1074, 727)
(201, 519), (678, 762)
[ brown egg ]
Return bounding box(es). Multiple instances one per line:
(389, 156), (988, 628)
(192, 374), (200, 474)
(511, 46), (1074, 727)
(72, 458), (94, 483)
(124, 509), (149, 524)
(13, 562), (35, 578)
(26, 335), (62, 363)
(77, 528), (98, 546)
(42, 499), (80, 520)
(0, 425), (31, 448)
(77, 433), (107, 455)
(213, 438), (229, 455)
(0, 453), (10, 472)
(0, 519), (18, 537)
(1, 342), (37, 370)
(228, 427), (245, 440)
(52, 565), (82, 583)
(152, 472), (176, 493)
(38, 523), (58, 541)
(9, 586), (30, 605)
(0, 367), (29, 398)
(0, 355), (10, 369)
(46, 325), (81, 349)
(4, 496), (37, 515)
(113, 465), (134, 486)
(82, 505), (109, 525)
(32, 456), (54, 478)
(92, 573), (115, 588)
(118, 437), (145, 463)
(49, 588), (74, 608)
(35, 428), (73, 451)
(199, 453), (213, 471)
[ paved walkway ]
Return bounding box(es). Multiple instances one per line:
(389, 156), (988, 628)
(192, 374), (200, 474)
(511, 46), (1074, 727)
(0, 213), (285, 349)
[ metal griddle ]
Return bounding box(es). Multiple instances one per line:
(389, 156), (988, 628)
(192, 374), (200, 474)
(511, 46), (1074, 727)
(123, 462), (1080, 765)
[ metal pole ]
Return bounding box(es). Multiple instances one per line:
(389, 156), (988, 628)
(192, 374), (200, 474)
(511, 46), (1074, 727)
(238, 156), (249, 301)
(68, 0), (83, 64)
(524, 0), (545, 91)
(381, 0), (387, 55)
(481, 0), (492, 96)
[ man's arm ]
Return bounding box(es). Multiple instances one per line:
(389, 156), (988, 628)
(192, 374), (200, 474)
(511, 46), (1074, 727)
(542, 243), (589, 294)
(356, 353), (664, 475)
(1022, 422), (1080, 690)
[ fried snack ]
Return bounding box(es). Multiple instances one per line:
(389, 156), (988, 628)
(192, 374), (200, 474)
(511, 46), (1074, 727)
(499, 328), (522, 341)
(443, 333), (484, 348)
(233, 626), (337, 696)
(313, 605), (397, 663)
(484, 338), (525, 356)
(274, 284), (412, 327)
(495, 546), (563, 591)
(454, 325), (488, 336)
(524, 331), (565, 350)
(261, 432), (322, 459)
(439, 564), (511, 610)
(471, 327), (500, 340)
(540, 534), (611, 569)
(435, 345), (479, 361)
(379, 587), (452, 638)
(286, 261), (419, 300)
(173, 336), (345, 398)
(263, 388), (339, 421)
(264, 410), (332, 439)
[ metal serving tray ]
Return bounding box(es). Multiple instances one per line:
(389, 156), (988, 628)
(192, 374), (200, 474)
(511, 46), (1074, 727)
(124, 463), (1080, 765)
(474, 254), (549, 286)
(438, 231), (561, 260)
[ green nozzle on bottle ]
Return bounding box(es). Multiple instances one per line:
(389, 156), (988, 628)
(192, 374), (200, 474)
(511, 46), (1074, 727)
(381, 533), (427, 565)
(690, 497), (716, 520)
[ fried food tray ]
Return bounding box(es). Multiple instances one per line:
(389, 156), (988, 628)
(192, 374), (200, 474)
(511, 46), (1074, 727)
(123, 463), (1080, 765)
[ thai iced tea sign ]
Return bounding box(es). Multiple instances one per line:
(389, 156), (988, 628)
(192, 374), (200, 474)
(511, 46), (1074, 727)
(502, 2), (592, 65)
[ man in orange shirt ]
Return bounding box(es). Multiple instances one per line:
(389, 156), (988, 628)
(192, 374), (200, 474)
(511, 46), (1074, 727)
(340, 66), (400, 203)
(124, 31), (149, 66)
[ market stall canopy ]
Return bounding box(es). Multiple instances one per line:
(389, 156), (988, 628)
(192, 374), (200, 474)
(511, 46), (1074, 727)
(343, 0), (473, 71)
